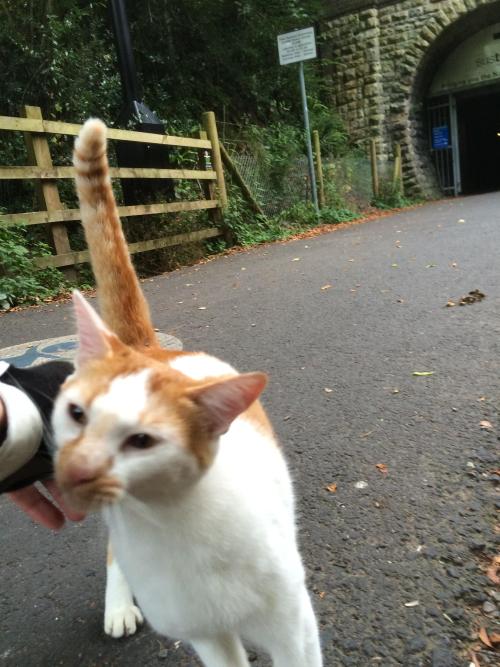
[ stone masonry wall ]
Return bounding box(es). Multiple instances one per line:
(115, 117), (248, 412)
(323, 0), (500, 195)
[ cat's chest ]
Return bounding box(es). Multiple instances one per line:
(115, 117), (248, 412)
(106, 505), (269, 638)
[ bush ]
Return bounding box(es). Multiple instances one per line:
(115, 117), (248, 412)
(0, 226), (69, 309)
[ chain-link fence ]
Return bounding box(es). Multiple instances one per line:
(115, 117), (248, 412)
(219, 121), (375, 216)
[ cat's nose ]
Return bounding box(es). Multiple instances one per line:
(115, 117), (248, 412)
(65, 463), (100, 486)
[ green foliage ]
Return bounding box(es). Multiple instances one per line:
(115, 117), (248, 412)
(0, 225), (68, 309)
(319, 206), (357, 223)
(0, 1), (405, 304)
(222, 188), (357, 248)
(372, 181), (417, 210)
(309, 99), (349, 157)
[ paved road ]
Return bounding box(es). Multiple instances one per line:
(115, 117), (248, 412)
(1, 194), (499, 666)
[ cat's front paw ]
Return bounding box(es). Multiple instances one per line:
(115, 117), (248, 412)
(104, 603), (144, 638)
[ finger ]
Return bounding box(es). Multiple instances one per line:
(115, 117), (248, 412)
(8, 486), (65, 530)
(43, 480), (86, 522)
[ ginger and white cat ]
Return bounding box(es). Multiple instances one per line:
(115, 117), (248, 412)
(52, 119), (322, 666)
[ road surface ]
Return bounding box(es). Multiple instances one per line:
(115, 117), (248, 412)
(1, 193), (499, 666)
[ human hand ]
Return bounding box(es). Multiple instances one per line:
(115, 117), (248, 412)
(8, 479), (85, 530)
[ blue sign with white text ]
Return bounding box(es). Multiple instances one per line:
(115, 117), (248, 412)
(432, 125), (450, 149)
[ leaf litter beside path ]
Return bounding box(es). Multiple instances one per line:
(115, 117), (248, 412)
(446, 290), (486, 308)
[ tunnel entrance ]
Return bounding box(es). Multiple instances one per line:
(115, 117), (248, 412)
(456, 88), (500, 194)
(426, 23), (500, 195)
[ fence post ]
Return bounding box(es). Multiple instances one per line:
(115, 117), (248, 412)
(392, 143), (402, 193)
(312, 130), (325, 209)
(198, 129), (222, 228)
(22, 105), (76, 280)
(370, 138), (379, 199)
(202, 112), (227, 209)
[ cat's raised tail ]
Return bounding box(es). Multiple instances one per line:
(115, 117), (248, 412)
(73, 118), (158, 348)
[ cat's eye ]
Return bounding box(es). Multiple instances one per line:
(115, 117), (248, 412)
(122, 433), (156, 450)
(68, 403), (86, 424)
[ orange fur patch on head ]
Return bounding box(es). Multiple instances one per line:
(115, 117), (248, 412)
(146, 368), (218, 470)
(243, 399), (276, 440)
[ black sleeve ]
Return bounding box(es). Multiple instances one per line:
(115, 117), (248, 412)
(0, 360), (74, 494)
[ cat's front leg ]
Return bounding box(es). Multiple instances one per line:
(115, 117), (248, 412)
(104, 542), (144, 638)
(191, 634), (250, 667)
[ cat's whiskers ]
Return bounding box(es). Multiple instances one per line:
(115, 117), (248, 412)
(118, 491), (167, 531)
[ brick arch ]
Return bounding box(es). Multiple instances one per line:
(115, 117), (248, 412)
(394, 0), (500, 194)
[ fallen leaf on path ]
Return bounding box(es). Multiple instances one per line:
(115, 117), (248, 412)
(375, 463), (388, 475)
(404, 600), (419, 607)
(325, 483), (337, 493)
(318, 591), (326, 599)
(459, 290), (486, 306)
(489, 632), (500, 645)
(480, 420), (493, 430)
(321, 284), (333, 290)
(413, 371), (434, 377)
(478, 396), (487, 402)
(486, 555), (500, 584)
(446, 300), (456, 308)
(360, 431), (373, 438)
(479, 627), (493, 648)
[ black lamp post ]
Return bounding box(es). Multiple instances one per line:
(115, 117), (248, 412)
(109, 0), (174, 203)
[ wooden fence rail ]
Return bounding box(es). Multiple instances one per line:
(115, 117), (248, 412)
(0, 106), (226, 271)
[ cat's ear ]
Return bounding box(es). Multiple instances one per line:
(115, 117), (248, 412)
(72, 290), (117, 367)
(187, 372), (267, 436)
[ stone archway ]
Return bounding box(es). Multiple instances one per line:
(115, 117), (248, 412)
(394, 1), (500, 195)
(323, 0), (500, 197)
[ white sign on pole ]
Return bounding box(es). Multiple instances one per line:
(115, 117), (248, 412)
(277, 27), (316, 66)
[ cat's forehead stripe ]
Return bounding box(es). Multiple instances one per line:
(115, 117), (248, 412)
(91, 369), (151, 424)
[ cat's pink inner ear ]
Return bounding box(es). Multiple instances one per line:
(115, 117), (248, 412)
(72, 290), (114, 366)
(189, 372), (267, 436)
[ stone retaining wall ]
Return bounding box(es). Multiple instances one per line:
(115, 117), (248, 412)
(323, 0), (500, 195)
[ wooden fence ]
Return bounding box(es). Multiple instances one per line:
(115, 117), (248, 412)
(0, 106), (227, 272)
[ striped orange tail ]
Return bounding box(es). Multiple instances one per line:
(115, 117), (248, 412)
(73, 119), (158, 348)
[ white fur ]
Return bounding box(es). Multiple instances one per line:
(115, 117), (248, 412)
(54, 353), (322, 665)
(104, 557), (143, 638)
(169, 352), (237, 380)
(104, 415), (321, 665)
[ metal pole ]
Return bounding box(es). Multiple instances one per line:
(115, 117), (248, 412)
(109, 0), (141, 106)
(299, 61), (319, 215)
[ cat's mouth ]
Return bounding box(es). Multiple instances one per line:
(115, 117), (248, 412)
(58, 476), (124, 513)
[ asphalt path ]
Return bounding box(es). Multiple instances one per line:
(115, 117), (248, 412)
(1, 194), (499, 666)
